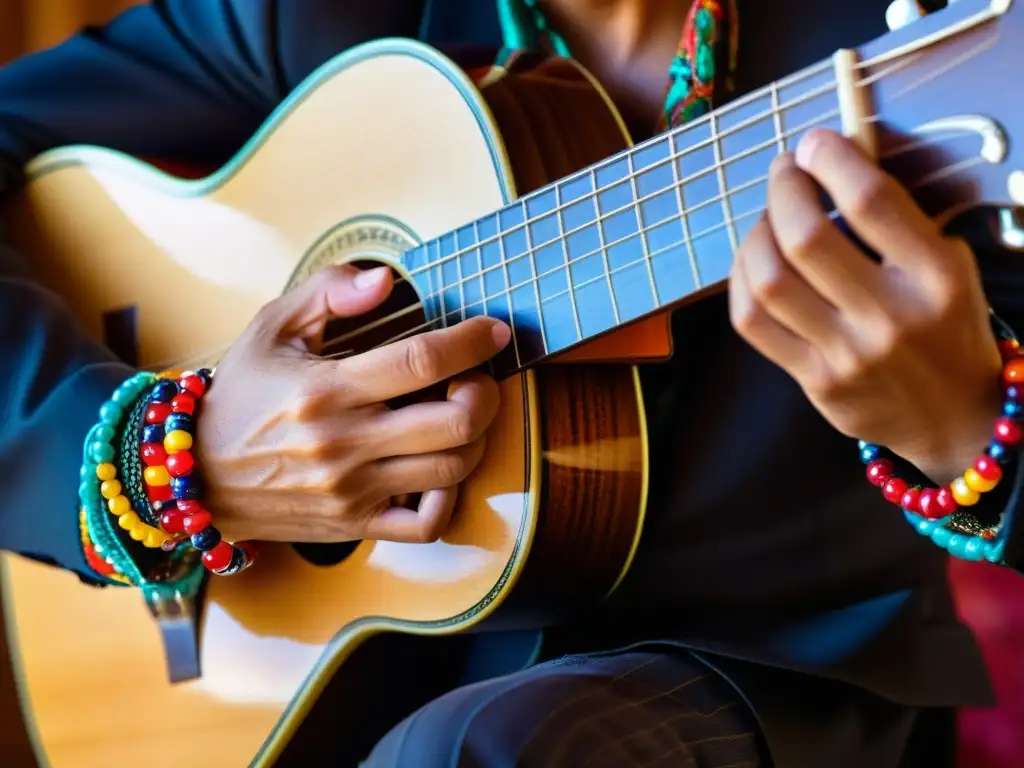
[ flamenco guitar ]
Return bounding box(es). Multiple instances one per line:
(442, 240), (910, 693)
(3, 0), (1023, 765)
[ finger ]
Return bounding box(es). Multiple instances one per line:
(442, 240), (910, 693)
(735, 214), (843, 351)
(368, 437), (487, 497)
(729, 238), (822, 382)
(334, 317), (511, 406)
(366, 372), (501, 457)
(257, 264), (394, 342)
(794, 129), (945, 271)
(363, 487), (458, 543)
(767, 153), (888, 317)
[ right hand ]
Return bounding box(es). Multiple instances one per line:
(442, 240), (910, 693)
(195, 264), (511, 544)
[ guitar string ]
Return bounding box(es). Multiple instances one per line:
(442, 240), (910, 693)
(316, 42), (954, 356)
(149, 84), (842, 372)
(344, 48), (914, 292)
(322, 150), (984, 362)
(312, 55), (922, 354)
(319, 108), (840, 354)
(152, 27), (970, 371)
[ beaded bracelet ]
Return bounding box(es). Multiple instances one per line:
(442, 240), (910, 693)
(79, 508), (131, 585)
(79, 372), (206, 590)
(858, 318), (1022, 564)
(79, 371), (162, 585)
(140, 369), (257, 576)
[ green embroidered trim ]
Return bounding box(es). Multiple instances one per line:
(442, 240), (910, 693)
(496, 0), (738, 132)
(118, 388), (154, 525)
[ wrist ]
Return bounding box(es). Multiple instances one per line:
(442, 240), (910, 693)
(898, 385), (1003, 486)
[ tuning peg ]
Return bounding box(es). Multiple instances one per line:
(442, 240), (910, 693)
(886, 0), (952, 31)
(997, 208), (1024, 251)
(886, 0), (926, 30)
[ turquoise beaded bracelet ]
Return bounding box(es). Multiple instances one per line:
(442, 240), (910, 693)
(78, 372), (204, 593)
(78, 372), (157, 584)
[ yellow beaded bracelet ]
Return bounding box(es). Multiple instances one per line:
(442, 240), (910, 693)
(96, 462), (174, 550)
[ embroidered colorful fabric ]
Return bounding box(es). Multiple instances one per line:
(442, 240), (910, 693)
(496, 0), (739, 132)
(659, 0), (738, 130)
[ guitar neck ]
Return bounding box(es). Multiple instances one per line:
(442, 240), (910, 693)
(401, 0), (1020, 378)
(398, 58), (841, 376)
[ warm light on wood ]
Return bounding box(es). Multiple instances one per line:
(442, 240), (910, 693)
(1, 41), (649, 767)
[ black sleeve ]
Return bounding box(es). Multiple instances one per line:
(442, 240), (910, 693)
(0, 0), (427, 582)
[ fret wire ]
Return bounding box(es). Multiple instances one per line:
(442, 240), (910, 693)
(473, 220), (489, 318)
(544, 202), (839, 306)
(343, 200), (849, 359)
(455, 234), (467, 323)
(476, 199), (769, 319)
(521, 198), (549, 355)
(423, 243), (441, 328)
(770, 81), (786, 155)
(627, 150), (662, 307)
(412, 99), (837, 290)
(427, 147), (800, 317)
(499, 58), (833, 221)
(669, 136), (702, 292)
(437, 240), (451, 328)
(496, 218), (523, 368)
(554, 182), (583, 342)
(710, 109), (739, 255)
(591, 168), (622, 326)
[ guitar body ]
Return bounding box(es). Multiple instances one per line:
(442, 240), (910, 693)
(0, 41), (664, 767)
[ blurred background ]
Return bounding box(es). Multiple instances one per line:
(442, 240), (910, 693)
(0, 0), (140, 64)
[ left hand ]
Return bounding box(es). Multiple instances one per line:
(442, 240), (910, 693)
(728, 128), (1002, 484)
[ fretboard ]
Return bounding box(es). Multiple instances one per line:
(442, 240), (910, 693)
(400, 56), (843, 377)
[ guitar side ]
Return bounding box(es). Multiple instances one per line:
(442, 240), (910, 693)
(0, 40), (653, 768)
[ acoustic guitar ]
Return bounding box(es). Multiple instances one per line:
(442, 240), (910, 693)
(2, 0), (1021, 764)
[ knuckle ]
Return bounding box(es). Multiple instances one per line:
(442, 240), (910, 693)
(928, 270), (967, 316)
(747, 260), (790, 305)
(786, 219), (831, 265)
(434, 453), (469, 488)
(415, 515), (448, 543)
(403, 336), (441, 382)
(805, 367), (845, 402)
(445, 405), (478, 445)
(729, 295), (762, 337)
(861, 317), (905, 363)
(847, 173), (891, 222)
(291, 392), (323, 423)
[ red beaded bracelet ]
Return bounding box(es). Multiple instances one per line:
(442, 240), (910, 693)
(860, 334), (1023, 523)
(140, 370), (257, 576)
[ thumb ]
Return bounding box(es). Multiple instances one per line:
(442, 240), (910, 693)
(259, 264), (393, 342)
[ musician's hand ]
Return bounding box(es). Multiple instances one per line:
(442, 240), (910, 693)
(195, 264), (511, 544)
(729, 128), (1002, 484)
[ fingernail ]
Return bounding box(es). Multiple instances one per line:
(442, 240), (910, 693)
(354, 266), (389, 290)
(491, 320), (511, 349)
(795, 129), (825, 170)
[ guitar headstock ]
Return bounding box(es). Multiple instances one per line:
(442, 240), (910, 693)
(862, 0), (1024, 221)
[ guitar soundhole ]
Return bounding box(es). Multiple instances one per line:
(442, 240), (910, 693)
(319, 258), (427, 366)
(292, 259), (431, 568)
(292, 541), (360, 566)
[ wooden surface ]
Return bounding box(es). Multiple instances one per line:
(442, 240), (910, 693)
(4, 46), (532, 768)
(2, 42), (648, 767)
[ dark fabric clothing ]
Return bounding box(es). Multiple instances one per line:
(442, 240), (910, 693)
(366, 649), (765, 767)
(0, 1), (1019, 766)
